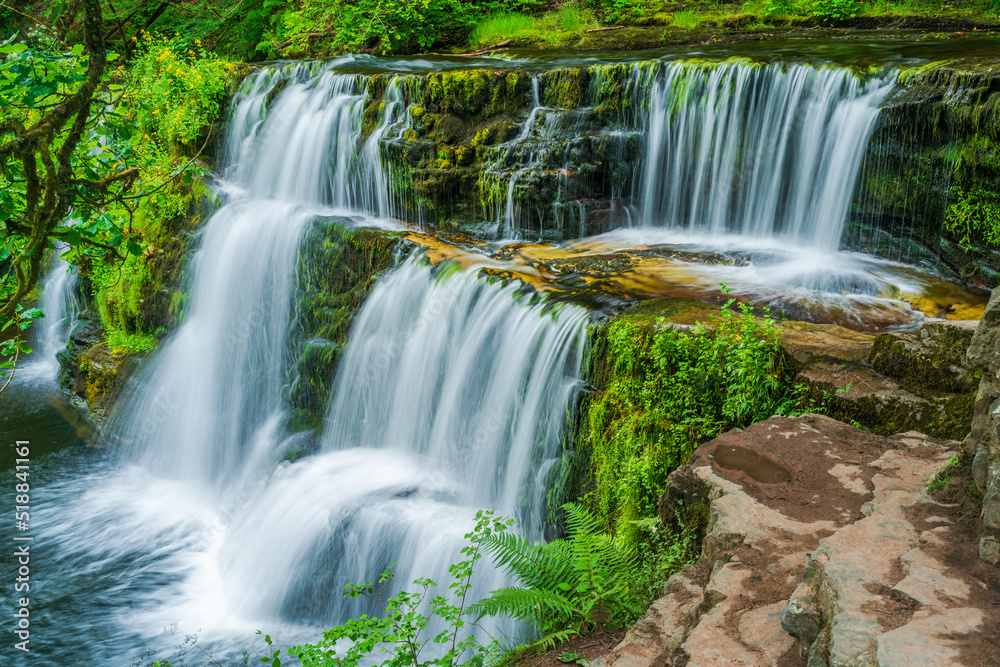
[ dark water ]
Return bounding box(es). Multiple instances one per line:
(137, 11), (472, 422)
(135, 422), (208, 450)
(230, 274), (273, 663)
(280, 32), (1000, 74)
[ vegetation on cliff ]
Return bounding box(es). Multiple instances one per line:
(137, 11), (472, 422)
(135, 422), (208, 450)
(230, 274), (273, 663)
(567, 293), (806, 549)
(1, 2), (228, 392)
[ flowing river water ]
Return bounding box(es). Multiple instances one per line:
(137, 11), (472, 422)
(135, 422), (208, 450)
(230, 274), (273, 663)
(3, 37), (995, 665)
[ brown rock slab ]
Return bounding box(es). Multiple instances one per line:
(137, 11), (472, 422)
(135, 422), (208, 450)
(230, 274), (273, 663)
(594, 415), (1000, 667)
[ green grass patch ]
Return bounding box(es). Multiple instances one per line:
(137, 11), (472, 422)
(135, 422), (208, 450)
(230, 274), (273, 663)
(670, 9), (702, 28)
(468, 6), (599, 49)
(470, 12), (537, 46)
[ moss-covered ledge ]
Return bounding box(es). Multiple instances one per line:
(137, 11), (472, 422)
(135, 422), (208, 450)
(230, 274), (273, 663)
(850, 61), (1000, 288)
(288, 219), (407, 431)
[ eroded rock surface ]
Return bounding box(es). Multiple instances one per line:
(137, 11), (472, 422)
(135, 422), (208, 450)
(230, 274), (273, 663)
(594, 415), (1000, 667)
(967, 286), (1000, 565)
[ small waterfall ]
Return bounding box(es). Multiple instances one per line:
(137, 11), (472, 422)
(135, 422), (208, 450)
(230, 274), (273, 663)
(25, 250), (80, 380)
(637, 62), (896, 250)
(218, 256), (588, 625)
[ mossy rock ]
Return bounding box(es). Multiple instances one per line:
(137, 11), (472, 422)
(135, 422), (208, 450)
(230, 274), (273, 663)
(541, 68), (591, 109)
(868, 321), (980, 395)
(290, 219), (404, 430)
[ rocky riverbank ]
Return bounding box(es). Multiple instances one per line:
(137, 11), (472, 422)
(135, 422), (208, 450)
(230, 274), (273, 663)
(594, 414), (998, 667)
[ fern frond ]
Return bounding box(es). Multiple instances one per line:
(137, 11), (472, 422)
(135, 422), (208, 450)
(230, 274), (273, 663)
(532, 628), (575, 653)
(467, 586), (574, 625)
(562, 503), (603, 542)
(479, 532), (573, 592)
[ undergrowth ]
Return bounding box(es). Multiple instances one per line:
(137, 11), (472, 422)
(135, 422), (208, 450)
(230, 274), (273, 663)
(580, 288), (805, 548)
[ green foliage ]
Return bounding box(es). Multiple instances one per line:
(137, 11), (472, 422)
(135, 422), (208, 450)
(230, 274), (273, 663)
(468, 8), (599, 48)
(0, 305), (40, 388)
(104, 326), (159, 353)
(469, 13), (537, 47)
(284, 510), (510, 667)
(581, 288), (799, 546)
(670, 10), (701, 28)
(945, 186), (1000, 247)
(925, 453), (959, 490)
(128, 33), (230, 146)
(265, 0), (542, 55)
(600, 0), (648, 23)
(811, 0), (861, 19)
(469, 503), (643, 650)
(1, 21), (227, 386)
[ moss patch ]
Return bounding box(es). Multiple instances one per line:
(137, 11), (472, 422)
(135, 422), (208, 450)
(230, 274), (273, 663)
(290, 219), (405, 430)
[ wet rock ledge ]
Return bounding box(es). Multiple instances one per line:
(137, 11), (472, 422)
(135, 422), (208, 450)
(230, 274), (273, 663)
(594, 415), (999, 667)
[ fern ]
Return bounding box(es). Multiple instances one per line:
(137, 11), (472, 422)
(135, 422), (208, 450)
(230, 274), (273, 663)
(469, 503), (644, 648)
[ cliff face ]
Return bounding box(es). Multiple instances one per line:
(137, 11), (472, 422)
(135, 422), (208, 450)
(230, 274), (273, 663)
(360, 58), (1000, 285)
(968, 286), (1000, 564)
(849, 64), (1000, 288)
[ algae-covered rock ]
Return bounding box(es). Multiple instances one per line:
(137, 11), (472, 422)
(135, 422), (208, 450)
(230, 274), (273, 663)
(290, 219), (404, 430)
(58, 312), (138, 429)
(780, 319), (980, 440)
(869, 320), (980, 394)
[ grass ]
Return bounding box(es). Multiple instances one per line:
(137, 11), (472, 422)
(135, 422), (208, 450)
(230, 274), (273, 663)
(467, 6), (599, 49)
(670, 9), (702, 28)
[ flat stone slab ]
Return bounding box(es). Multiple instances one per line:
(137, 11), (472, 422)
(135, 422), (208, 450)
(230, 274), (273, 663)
(594, 415), (1000, 667)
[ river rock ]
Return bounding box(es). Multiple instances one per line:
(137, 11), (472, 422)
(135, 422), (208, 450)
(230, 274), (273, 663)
(594, 415), (1000, 666)
(967, 286), (1000, 564)
(785, 319), (979, 440)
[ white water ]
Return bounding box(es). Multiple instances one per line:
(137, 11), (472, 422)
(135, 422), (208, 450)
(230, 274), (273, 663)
(219, 257), (587, 625)
(637, 62), (895, 250)
(20, 250), (80, 382)
(30, 62), (588, 665)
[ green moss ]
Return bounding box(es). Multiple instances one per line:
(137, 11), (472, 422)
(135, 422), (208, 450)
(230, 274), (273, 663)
(868, 325), (979, 395)
(290, 220), (404, 430)
(542, 68), (591, 109)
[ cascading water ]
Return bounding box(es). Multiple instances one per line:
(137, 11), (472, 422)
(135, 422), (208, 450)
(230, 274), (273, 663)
(636, 62), (896, 250)
(218, 256), (587, 625)
(26, 60), (588, 665)
(21, 249), (80, 381)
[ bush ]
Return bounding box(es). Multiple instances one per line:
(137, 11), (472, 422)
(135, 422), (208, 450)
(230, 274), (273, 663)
(128, 33), (230, 146)
(811, 0), (861, 19)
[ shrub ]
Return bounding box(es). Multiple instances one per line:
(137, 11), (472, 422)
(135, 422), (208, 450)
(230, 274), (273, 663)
(811, 0), (861, 19)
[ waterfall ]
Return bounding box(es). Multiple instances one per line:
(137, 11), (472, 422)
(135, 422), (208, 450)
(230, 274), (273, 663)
(23, 249), (80, 381)
(217, 256), (587, 624)
(32, 59), (589, 664)
(636, 62), (896, 249)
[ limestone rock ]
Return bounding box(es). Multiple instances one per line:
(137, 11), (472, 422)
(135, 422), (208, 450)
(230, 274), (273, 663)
(595, 416), (1000, 667)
